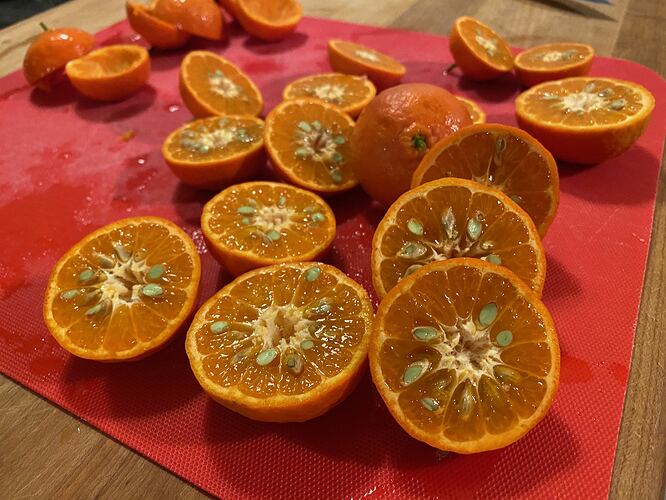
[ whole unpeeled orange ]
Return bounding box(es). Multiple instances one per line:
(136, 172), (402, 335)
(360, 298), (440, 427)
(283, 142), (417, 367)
(349, 83), (472, 206)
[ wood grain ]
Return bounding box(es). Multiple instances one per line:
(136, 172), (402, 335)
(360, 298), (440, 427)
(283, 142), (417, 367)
(0, 0), (664, 498)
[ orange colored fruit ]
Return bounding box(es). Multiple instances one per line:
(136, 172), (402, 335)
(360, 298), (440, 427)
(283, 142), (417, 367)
(369, 257), (560, 453)
(152, 0), (224, 40)
(515, 77), (655, 164)
(23, 26), (96, 89)
(162, 115), (265, 190)
(201, 181), (336, 275)
(349, 83), (472, 206)
(43, 216), (201, 361)
(179, 50), (263, 118)
(218, 0), (239, 18)
(186, 261), (372, 422)
(448, 16), (514, 81)
(371, 178), (546, 299)
(327, 39), (406, 89)
(282, 73), (376, 118)
(235, 0), (302, 42)
(514, 43), (594, 88)
(65, 44), (150, 101)
(411, 123), (559, 236)
(265, 98), (357, 194)
(457, 96), (486, 124)
(126, 1), (191, 49)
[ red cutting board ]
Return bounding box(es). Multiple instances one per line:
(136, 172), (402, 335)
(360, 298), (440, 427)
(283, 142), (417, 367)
(1, 16), (665, 499)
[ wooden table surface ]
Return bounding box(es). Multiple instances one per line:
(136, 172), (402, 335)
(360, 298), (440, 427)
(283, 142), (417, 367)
(1, 0), (664, 498)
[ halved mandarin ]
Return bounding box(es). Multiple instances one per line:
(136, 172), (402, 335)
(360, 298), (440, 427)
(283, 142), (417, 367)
(152, 0), (224, 40)
(515, 77), (655, 164)
(372, 178), (546, 299)
(235, 0), (302, 42)
(448, 16), (513, 81)
(327, 39), (406, 89)
(162, 115), (264, 190)
(65, 44), (150, 101)
(179, 50), (263, 118)
(23, 26), (96, 89)
(282, 73), (376, 118)
(201, 181), (336, 276)
(126, 1), (191, 49)
(43, 216), (201, 361)
(456, 96), (486, 124)
(265, 98), (357, 194)
(370, 258), (560, 454)
(514, 43), (594, 88)
(186, 262), (373, 422)
(411, 123), (559, 236)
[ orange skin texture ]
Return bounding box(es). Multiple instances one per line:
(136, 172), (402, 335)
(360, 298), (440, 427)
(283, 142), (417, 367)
(235, 0), (302, 42)
(23, 27), (96, 89)
(350, 83), (472, 206)
(126, 1), (191, 49)
(152, 0), (224, 40)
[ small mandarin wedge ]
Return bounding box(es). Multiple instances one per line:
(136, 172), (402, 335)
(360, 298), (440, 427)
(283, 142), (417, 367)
(515, 77), (655, 164)
(152, 0), (224, 40)
(448, 16), (514, 81)
(179, 50), (263, 118)
(201, 181), (337, 276)
(265, 98), (357, 194)
(456, 96), (486, 124)
(327, 39), (406, 89)
(370, 258), (560, 454)
(514, 43), (594, 87)
(371, 178), (546, 299)
(411, 123), (559, 236)
(186, 262), (373, 422)
(126, 1), (191, 49)
(235, 0), (302, 42)
(283, 73), (376, 118)
(43, 217), (201, 361)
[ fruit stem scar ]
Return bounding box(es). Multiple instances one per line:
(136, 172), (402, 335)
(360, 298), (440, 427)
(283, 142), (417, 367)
(411, 133), (428, 151)
(39, 22), (48, 32)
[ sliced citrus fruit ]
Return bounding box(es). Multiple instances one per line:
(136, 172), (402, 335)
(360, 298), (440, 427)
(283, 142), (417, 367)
(162, 115), (265, 190)
(201, 181), (336, 275)
(327, 39), (406, 89)
(448, 16), (513, 81)
(457, 96), (486, 124)
(43, 216), (201, 361)
(152, 0), (224, 40)
(282, 73), (376, 118)
(218, 0), (239, 18)
(23, 26), (96, 89)
(372, 177), (546, 299)
(65, 44), (150, 101)
(126, 1), (191, 49)
(265, 98), (357, 194)
(515, 77), (655, 164)
(235, 0), (302, 42)
(411, 123), (559, 236)
(179, 50), (263, 118)
(186, 262), (372, 422)
(514, 43), (594, 88)
(369, 257), (560, 453)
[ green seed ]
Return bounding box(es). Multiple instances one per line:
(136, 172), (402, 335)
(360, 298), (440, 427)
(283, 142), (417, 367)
(420, 397), (439, 411)
(479, 302), (498, 327)
(256, 348), (278, 366)
(295, 147), (310, 158)
(305, 267), (321, 282)
(147, 264), (165, 280)
(311, 212), (326, 223)
(609, 99), (626, 111)
(60, 289), (79, 300)
(278, 195), (287, 207)
(113, 242), (130, 261)
(560, 49), (575, 60)
(399, 242), (427, 259)
(199, 145), (210, 154)
(496, 330), (513, 347)
(210, 321), (229, 334)
(78, 269), (95, 282)
(85, 303), (104, 316)
(300, 339), (314, 350)
(297, 121), (311, 132)
(404, 264), (422, 277)
(141, 283), (164, 297)
(266, 230), (281, 242)
(413, 326), (438, 341)
(402, 361), (426, 385)
(285, 353), (303, 374)
(237, 206), (256, 215)
(312, 120), (322, 130)
(242, 217), (251, 225)
(310, 300), (331, 315)
(407, 218), (424, 236)
(330, 168), (344, 184)
(467, 218), (482, 241)
(332, 152), (344, 164)
(334, 135), (346, 145)
(483, 254), (502, 265)
(95, 253), (115, 268)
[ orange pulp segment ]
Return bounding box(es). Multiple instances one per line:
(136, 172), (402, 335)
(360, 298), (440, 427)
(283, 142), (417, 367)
(514, 43), (594, 87)
(456, 96), (486, 124)
(235, 0), (302, 42)
(327, 39), (406, 89)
